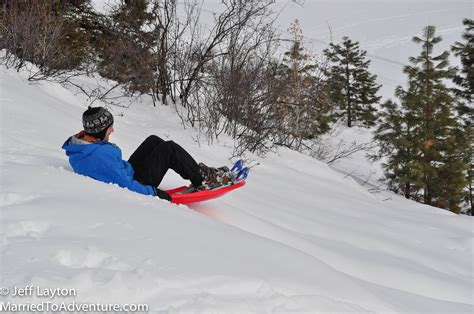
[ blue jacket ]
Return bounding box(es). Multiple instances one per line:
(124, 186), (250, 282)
(62, 132), (156, 196)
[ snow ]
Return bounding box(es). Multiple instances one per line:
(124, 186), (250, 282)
(91, 0), (115, 14)
(1, 64), (473, 313)
(1, 0), (473, 312)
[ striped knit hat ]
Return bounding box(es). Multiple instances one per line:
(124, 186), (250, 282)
(82, 106), (114, 135)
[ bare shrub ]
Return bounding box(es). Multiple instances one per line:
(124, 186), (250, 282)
(202, 58), (283, 156)
(0, 0), (90, 80)
(173, 0), (282, 156)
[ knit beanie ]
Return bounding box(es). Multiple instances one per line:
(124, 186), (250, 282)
(82, 106), (114, 138)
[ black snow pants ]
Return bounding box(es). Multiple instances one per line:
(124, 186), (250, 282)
(128, 135), (203, 188)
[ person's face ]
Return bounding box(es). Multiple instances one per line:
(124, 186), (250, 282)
(105, 124), (114, 140)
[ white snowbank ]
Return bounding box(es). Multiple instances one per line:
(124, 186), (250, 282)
(0, 66), (472, 313)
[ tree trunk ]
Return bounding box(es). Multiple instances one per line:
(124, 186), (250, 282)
(424, 180), (432, 205)
(469, 179), (473, 215)
(345, 61), (352, 128)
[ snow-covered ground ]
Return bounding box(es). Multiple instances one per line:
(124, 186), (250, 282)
(1, 63), (473, 312)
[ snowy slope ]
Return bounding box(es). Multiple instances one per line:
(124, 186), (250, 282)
(1, 66), (473, 313)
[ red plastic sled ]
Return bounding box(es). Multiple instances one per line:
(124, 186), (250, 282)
(165, 181), (246, 205)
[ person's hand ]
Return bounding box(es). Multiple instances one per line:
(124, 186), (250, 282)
(155, 188), (172, 201)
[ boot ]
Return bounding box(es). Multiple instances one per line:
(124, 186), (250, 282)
(198, 162), (232, 190)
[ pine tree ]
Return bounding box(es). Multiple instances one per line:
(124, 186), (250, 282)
(375, 25), (469, 213)
(373, 84), (422, 200)
(94, 0), (156, 93)
(406, 26), (469, 212)
(323, 37), (381, 128)
(276, 19), (332, 150)
(451, 19), (474, 105)
(451, 19), (474, 214)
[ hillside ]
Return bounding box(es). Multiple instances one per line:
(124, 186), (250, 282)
(0, 65), (472, 313)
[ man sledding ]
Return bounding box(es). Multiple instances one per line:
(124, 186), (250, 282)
(62, 106), (246, 202)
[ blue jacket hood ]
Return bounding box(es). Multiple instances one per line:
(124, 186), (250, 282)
(62, 135), (106, 161)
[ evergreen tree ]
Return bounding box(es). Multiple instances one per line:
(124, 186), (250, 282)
(275, 19), (332, 150)
(323, 37), (381, 128)
(451, 19), (474, 214)
(374, 25), (469, 213)
(451, 19), (474, 105)
(373, 84), (421, 200)
(94, 0), (157, 93)
(406, 25), (468, 212)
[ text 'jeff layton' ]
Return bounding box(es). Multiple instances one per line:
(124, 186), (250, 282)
(11, 286), (76, 298)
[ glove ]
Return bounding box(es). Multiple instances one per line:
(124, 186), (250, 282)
(154, 188), (172, 201)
